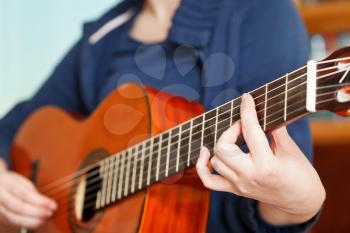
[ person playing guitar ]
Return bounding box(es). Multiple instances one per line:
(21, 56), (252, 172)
(0, 0), (328, 232)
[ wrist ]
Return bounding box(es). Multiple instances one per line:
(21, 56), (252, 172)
(258, 200), (322, 225)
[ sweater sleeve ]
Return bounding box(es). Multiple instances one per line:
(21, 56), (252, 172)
(236, 0), (318, 232)
(0, 40), (87, 165)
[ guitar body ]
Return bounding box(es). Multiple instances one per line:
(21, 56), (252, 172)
(10, 83), (209, 233)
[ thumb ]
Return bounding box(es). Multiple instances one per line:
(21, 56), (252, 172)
(270, 126), (297, 154)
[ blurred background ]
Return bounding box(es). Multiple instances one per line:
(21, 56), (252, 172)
(1, 0), (350, 232)
(0, 0), (116, 117)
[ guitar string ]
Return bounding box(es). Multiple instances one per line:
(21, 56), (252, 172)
(55, 86), (341, 204)
(52, 94), (341, 219)
(38, 61), (348, 194)
(41, 76), (309, 199)
(41, 81), (347, 212)
(35, 62), (347, 194)
(49, 86), (343, 216)
(39, 67), (347, 199)
(47, 89), (310, 207)
(47, 56), (350, 211)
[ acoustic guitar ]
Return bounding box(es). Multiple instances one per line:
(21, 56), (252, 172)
(7, 47), (350, 233)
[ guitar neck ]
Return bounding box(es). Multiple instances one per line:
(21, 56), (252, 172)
(92, 62), (317, 212)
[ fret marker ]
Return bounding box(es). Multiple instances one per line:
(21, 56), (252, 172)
(284, 74), (288, 122)
(306, 60), (317, 112)
(263, 84), (268, 131)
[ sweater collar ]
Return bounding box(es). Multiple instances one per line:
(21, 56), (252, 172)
(90, 0), (223, 50)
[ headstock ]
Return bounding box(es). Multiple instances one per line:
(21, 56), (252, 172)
(315, 46), (350, 116)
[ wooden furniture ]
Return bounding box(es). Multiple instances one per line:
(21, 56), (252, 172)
(296, 1), (350, 34)
(311, 120), (350, 233)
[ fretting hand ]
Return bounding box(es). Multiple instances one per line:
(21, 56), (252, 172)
(196, 93), (325, 225)
(0, 159), (57, 229)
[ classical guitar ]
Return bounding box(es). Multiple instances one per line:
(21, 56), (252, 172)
(8, 47), (350, 233)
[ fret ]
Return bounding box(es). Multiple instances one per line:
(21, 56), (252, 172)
(165, 130), (172, 177)
(230, 100), (234, 125)
(131, 148), (137, 193)
(263, 84), (268, 131)
(156, 134), (163, 181)
(111, 155), (119, 201)
(286, 70), (308, 122)
(134, 145), (143, 190)
(168, 128), (179, 176)
(179, 122), (190, 169)
(231, 97), (241, 123)
(203, 110), (215, 152)
(213, 108), (219, 144)
(96, 190), (101, 210)
(250, 87), (266, 127)
(189, 115), (203, 166)
(117, 152), (125, 199)
(265, 77), (287, 130)
(149, 137), (160, 184)
(217, 102), (232, 139)
(147, 138), (154, 185)
(106, 157), (114, 205)
(95, 162), (104, 209)
(176, 126), (182, 172)
(142, 141), (151, 189)
(284, 74), (288, 122)
(100, 158), (109, 207)
(158, 132), (169, 180)
(187, 120), (193, 166)
(124, 150), (131, 197)
(138, 142), (146, 190)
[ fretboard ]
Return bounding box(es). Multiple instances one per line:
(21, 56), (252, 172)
(90, 65), (310, 212)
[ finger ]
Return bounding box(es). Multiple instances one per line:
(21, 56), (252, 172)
(12, 173), (36, 191)
(217, 120), (242, 145)
(10, 185), (57, 211)
(0, 205), (45, 229)
(196, 147), (235, 192)
(211, 156), (239, 182)
(214, 141), (251, 174)
(270, 126), (294, 150)
(0, 189), (52, 219)
(240, 93), (271, 158)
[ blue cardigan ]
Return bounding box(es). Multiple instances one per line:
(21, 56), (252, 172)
(0, 0), (316, 232)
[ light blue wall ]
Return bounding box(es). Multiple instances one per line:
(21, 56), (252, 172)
(0, 0), (118, 117)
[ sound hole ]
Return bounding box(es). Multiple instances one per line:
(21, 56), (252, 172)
(76, 166), (102, 222)
(68, 148), (107, 233)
